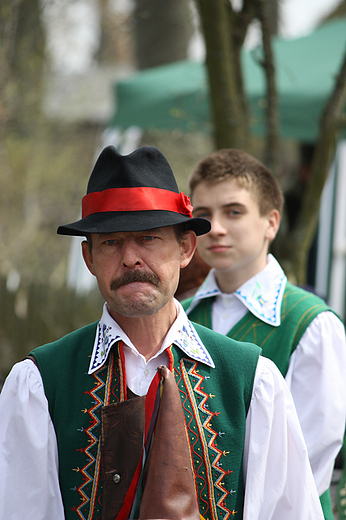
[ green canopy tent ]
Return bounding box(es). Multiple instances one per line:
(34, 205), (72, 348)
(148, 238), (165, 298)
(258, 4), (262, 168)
(111, 17), (346, 143)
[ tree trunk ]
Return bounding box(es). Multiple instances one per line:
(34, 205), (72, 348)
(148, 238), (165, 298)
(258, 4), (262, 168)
(7, 0), (45, 135)
(194, 0), (249, 150)
(257, 0), (282, 177)
(96, 0), (135, 67)
(266, 0), (279, 35)
(0, 0), (22, 134)
(133, 0), (194, 70)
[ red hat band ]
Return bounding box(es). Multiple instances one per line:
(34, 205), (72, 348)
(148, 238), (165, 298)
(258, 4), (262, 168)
(82, 187), (193, 219)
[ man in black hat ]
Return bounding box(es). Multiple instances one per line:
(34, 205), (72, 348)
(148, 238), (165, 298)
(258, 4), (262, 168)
(0, 146), (324, 520)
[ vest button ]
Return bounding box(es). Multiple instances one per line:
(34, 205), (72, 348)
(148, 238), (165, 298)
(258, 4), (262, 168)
(113, 473), (121, 484)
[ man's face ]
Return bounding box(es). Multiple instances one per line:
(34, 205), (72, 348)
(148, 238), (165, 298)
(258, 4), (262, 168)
(191, 179), (279, 289)
(82, 226), (196, 321)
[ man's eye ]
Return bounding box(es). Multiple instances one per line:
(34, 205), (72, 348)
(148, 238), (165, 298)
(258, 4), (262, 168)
(105, 239), (117, 245)
(143, 235), (155, 241)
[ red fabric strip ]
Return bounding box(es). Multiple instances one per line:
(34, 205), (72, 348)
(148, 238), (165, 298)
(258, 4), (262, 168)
(144, 371), (162, 442)
(118, 341), (127, 401)
(82, 187), (193, 218)
(115, 370), (163, 520)
(115, 453), (143, 520)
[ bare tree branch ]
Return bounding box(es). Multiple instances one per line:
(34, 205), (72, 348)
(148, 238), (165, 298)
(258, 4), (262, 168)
(228, 0), (258, 47)
(133, 0), (194, 69)
(257, 0), (282, 176)
(290, 45), (346, 283)
(194, 0), (249, 150)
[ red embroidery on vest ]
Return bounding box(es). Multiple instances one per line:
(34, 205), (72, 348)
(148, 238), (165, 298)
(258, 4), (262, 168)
(73, 349), (125, 519)
(176, 359), (235, 520)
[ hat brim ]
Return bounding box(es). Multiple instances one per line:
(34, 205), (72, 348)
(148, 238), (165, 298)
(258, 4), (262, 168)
(57, 210), (211, 237)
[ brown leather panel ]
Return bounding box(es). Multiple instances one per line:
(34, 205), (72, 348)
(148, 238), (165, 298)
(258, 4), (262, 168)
(101, 396), (145, 520)
(139, 366), (200, 520)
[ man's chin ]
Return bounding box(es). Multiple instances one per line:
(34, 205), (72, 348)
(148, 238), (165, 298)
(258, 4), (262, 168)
(110, 288), (161, 317)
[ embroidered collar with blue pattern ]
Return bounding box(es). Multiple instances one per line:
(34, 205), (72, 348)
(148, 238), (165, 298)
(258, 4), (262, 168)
(185, 255), (287, 327)
(88, 300), (214, 374)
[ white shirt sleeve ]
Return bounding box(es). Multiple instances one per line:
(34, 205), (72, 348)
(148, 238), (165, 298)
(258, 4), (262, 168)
(0, 359), (64, 520)
(285, 311), (346, 495)
(243, 356), (324, 520)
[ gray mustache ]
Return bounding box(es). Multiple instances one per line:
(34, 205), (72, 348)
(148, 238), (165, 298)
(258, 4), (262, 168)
(111, 270), (160, 290)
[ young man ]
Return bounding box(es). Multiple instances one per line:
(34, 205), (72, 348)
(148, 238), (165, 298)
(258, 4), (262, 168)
(183, 148), (346, 520)
(0, 145), (324, 520)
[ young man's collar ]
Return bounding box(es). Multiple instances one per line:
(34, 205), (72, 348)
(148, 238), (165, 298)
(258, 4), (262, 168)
(88, 300), (215, 374)
(185, 255), (287, 327)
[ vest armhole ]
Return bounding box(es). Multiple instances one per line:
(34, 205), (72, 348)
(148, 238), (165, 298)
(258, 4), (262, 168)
(26, 354), (39, 368)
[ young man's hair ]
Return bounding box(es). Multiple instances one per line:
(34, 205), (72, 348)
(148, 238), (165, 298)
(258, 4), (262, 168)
(189, 149), (284, 216)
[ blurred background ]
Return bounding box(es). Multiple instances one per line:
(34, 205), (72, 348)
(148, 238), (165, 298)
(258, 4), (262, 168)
(0, 0), (346, 381)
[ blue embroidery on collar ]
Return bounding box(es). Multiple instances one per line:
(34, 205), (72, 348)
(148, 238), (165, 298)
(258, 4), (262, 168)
(89, 318), (215, 373)
(185, 287), (220, 314)
(89, 322), (121, 373)
(197, 287), (220, 299)
(174, 322), (215, 368)
(235, 274), (286, 325)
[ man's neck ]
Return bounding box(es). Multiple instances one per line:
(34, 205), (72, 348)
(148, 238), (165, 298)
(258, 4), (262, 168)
(215, 258), (268, 294)
(110, 300), (177, 361)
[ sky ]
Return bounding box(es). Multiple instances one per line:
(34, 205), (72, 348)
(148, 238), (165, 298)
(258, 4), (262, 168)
(280, 0), (341, 37)
(42, 0), (343, 74)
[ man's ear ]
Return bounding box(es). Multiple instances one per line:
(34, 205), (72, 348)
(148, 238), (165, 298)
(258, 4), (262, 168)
(266, 209), (280, 241)
(180, 230), (197, 269)
(82, 240), (96, 276)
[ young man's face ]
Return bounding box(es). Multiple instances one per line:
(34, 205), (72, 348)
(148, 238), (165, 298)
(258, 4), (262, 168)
(82, 226), (196, 321)
(191, 179), (279, 291)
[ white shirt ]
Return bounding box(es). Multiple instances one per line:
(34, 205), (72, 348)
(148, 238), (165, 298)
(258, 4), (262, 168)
(186, 254), (346, 496)
(0, 300), (323, 520)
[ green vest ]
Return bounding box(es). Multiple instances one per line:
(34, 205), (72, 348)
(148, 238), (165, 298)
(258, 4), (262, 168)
(183, 281), (334, 519)
(183, 282), (331, 376)
(30, 321), (260, 520)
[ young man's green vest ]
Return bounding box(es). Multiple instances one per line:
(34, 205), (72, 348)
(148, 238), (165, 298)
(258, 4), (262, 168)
(30, 321), (260, 520)
(183, 281), (334, 519)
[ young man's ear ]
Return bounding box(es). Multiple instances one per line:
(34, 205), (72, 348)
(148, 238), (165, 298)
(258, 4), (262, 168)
(82, 240), (96, 276)
(180, 230), (197, 269)
(266, 209), (280, 242)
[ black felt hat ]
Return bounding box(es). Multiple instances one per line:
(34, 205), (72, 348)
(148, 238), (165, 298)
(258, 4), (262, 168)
(57, 146), (210, 237)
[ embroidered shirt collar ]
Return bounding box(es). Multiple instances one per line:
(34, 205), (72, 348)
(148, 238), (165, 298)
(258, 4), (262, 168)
(185, 254), (287, 327)
(88, 299), (214, 374)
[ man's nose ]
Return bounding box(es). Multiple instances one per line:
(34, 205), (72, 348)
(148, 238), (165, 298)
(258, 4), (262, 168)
(121, 242), (142, 268)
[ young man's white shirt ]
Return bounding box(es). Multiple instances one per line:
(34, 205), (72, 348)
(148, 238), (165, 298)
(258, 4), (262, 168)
(186, 254), (346, 496)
